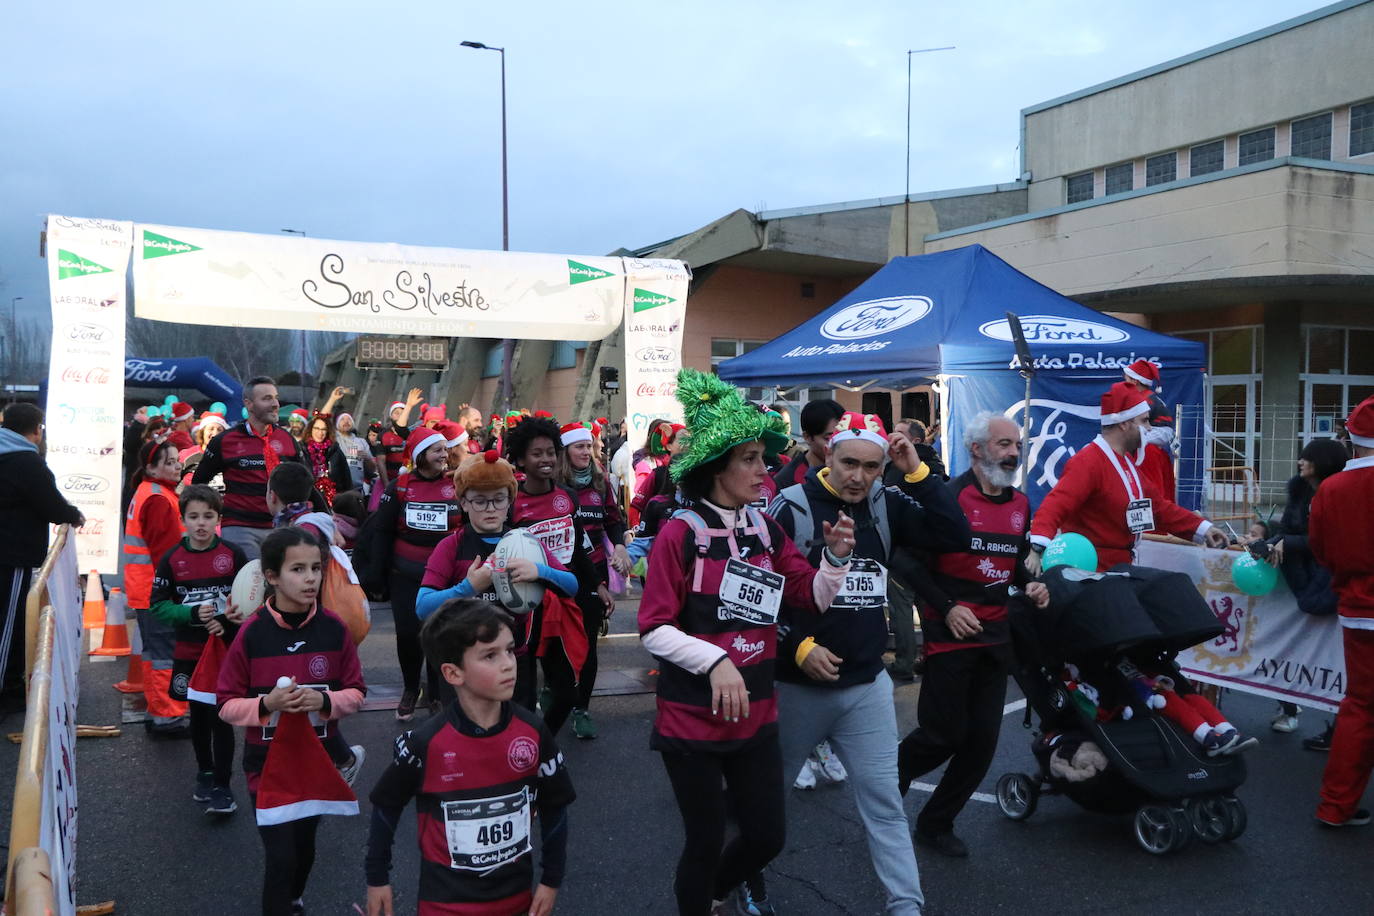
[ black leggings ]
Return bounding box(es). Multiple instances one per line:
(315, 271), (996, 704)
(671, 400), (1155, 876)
(189, 702), (235, 787)
(257, 814), (320, 916)
(388, 572), (425, 695)
(575, 592), (605, 710)
(660, 738), (786, 916)
(515, 647), (577, 735)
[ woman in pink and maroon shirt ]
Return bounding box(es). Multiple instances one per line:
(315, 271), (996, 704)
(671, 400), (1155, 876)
(638, 370), (854, 916)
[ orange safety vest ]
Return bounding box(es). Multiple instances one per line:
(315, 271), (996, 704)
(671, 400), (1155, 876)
(122, 479), (180, 609)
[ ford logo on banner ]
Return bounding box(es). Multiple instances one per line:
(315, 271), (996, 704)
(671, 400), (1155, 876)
(978, 315), (1130, 344)
(820, 296), (933, 341)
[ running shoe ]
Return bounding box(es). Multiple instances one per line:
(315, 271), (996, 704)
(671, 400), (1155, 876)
(1201, 729), (1231, 757)
(1271, 708), (1300, 733)
(289, 899), (306, 915)
(206, 786), (238, 815)
(1223, 733), (1259, 755)
(740, 873), (776, 916)
(813, 741), (847, 784)
(793, 760), (818, 790)
(1317, 808), (1372, 828)
(572, 708), (598, 740)
(339, 744), (367, 787)
(1304, 721), (1335, 752)
(192, 771), (214, 803)
(914, 829), (969, 858)
(396, 690), (418, 722)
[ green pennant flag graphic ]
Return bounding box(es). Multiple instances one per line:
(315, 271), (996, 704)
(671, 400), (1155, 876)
(142, 230), (202, 259)
(568, 259), (615, 285)
(632, 288), (676, 313)
(57, 249), (112, 280)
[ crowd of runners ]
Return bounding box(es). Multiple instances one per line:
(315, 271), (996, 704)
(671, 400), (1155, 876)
(97, 357), (1374, 916)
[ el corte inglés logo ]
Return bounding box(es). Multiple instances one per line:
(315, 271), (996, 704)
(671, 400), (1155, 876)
(567, 259), (615, 285)
(57, 250), (112, 280)
(633, 288), (676, 313)
(143, 230), (202, 259)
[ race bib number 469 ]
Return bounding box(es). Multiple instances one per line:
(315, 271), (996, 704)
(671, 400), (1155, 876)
(442, 788), (531, 872)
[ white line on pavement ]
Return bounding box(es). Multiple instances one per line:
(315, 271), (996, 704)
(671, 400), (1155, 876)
(908, 781), (997, 804)
(1003, 698), (1026, 716)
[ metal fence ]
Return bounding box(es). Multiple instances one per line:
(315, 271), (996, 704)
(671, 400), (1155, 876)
(5, 524), (69, 916)
(1174, 404), (1344, 537)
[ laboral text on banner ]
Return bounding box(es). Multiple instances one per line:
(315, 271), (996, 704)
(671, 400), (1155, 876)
(1136, 539), (1344, 713)
(45, 215), (132, 576)
(131, 223), (632, 341)
(620, 258), (690, 447)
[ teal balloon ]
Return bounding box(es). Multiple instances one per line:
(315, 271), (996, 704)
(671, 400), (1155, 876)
(1232, 553), (1278, 596)
(241, 407), (249, 419)
(1043, 532), (1098, 572)
(210, 401), (226, 415)
(163, 394), (177, 405)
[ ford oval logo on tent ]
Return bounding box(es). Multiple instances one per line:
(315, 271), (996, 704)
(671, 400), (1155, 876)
(820, 296), (933, 341)
(978, 315), (1130, 345)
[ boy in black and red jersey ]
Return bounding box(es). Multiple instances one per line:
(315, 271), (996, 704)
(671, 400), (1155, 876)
(150, 484), (248, 814)
(365, 599), (575, 916)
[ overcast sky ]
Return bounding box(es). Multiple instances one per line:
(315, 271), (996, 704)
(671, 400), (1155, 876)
(0, 0), (1331, 330)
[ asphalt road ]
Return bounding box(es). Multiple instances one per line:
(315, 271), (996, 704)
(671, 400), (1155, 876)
(4, 598), (1372, 915)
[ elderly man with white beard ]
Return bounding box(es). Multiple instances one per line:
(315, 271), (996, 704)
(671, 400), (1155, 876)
(896, 411), (1050, 858)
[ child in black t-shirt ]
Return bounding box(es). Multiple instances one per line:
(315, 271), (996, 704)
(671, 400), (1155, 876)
(150, 484), (247, 814)
(365, 599), (576, 916)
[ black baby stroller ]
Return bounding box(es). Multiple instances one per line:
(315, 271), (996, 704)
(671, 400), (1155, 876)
(994, 564), (1248, 854)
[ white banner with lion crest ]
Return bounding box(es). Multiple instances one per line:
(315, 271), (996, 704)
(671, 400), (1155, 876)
(1137, 539), (1344, 713)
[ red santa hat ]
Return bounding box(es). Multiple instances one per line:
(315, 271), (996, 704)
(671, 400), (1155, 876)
(1347, 395), (1374, 448)
(186, 633), (228, 704)
(533, 409), (554, 420)
(829, 411), (889, 451)
(560, 422), (593, 447)
(388, 401), (406, 418)
(289, 408), (309, 422)
(405, 426), (447, 466)
(193, 411), (228, 435)
(1100, 382), (1152, 426)
(1123, 359), (1161, 390)
(255, 709), (358, 825)
(170, 401), (195, 424)
(422, 405), (447, 424)
(437, 420), (469, 448)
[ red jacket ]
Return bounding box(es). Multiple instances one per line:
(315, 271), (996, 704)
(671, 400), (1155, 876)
(1030, 435), (1208, 570)
(1310, 455), (1374, 624)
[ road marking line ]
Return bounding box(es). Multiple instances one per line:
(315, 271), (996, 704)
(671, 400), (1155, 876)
(908, 781), (996, 804)
(602, 633), (641, 640)
(1004, 698), (1026, 716)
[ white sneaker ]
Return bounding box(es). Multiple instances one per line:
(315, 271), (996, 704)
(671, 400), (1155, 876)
(793, 760), (818, 790)
(339, 744), (366, 787)
(1271, 710), (1300, 733)
(814, 741), (847, 784)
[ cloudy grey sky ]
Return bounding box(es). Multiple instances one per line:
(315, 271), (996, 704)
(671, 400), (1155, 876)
(0, 0), (1330, 331)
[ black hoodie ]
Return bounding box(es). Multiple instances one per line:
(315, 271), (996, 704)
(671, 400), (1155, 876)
(0, 429), (84, 567)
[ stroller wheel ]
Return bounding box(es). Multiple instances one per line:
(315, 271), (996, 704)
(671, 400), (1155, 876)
(995, 773), (1039, 821)
(1134, 804), (1190, 854)
(1220, 796), (1247, 841)
(1189, 797), (1233, 844)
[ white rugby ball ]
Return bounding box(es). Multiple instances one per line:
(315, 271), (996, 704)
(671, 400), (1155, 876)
(491, 529), (547, 615)
(230, 559), (267, 615)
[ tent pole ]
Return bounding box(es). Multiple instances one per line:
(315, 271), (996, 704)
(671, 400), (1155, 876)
(1020, 371), (1033, 489)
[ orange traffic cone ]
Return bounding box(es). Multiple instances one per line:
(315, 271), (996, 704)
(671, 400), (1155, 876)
(91, 586), (131, 657)
(82, 571), (106, 630)
(112, 594), (144, 688)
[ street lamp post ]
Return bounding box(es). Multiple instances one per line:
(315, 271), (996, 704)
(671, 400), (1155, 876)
(461, 39), (515, 410)
(904, 46), (955, 256)
(6, 296), (22, 400)
(281, 229), (309, 406)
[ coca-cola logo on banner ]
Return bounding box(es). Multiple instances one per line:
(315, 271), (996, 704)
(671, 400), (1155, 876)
(635, 381), (678, 398)
(60, 366), (111, 384)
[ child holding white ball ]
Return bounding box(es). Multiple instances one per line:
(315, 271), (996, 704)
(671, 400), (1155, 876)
(218, 526), (367, 916)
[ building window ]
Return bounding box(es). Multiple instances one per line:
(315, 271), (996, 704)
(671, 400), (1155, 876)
(548, 340), (586, 371)
(1066, 172), (1094, 204)
(480, 342), (504, 378)
(1145, 152), (1177, 186)
(710, 339), (768, 402)
(1290, 112), (1332, 160)
(1104, 163), (1133, 195)
(1349, 101), (1374, 156)
(1238, 127), (1275, 166)
(1190, 140), (1224, 176)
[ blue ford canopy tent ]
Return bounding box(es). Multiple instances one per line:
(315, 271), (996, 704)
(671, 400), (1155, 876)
(717, 244), (1207, 508)
(124, 357), (242, 405)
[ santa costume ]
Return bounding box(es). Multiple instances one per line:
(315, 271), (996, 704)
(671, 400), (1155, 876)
(1311, 395), (1374, 826)
(1030, 382), (1212, 570)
